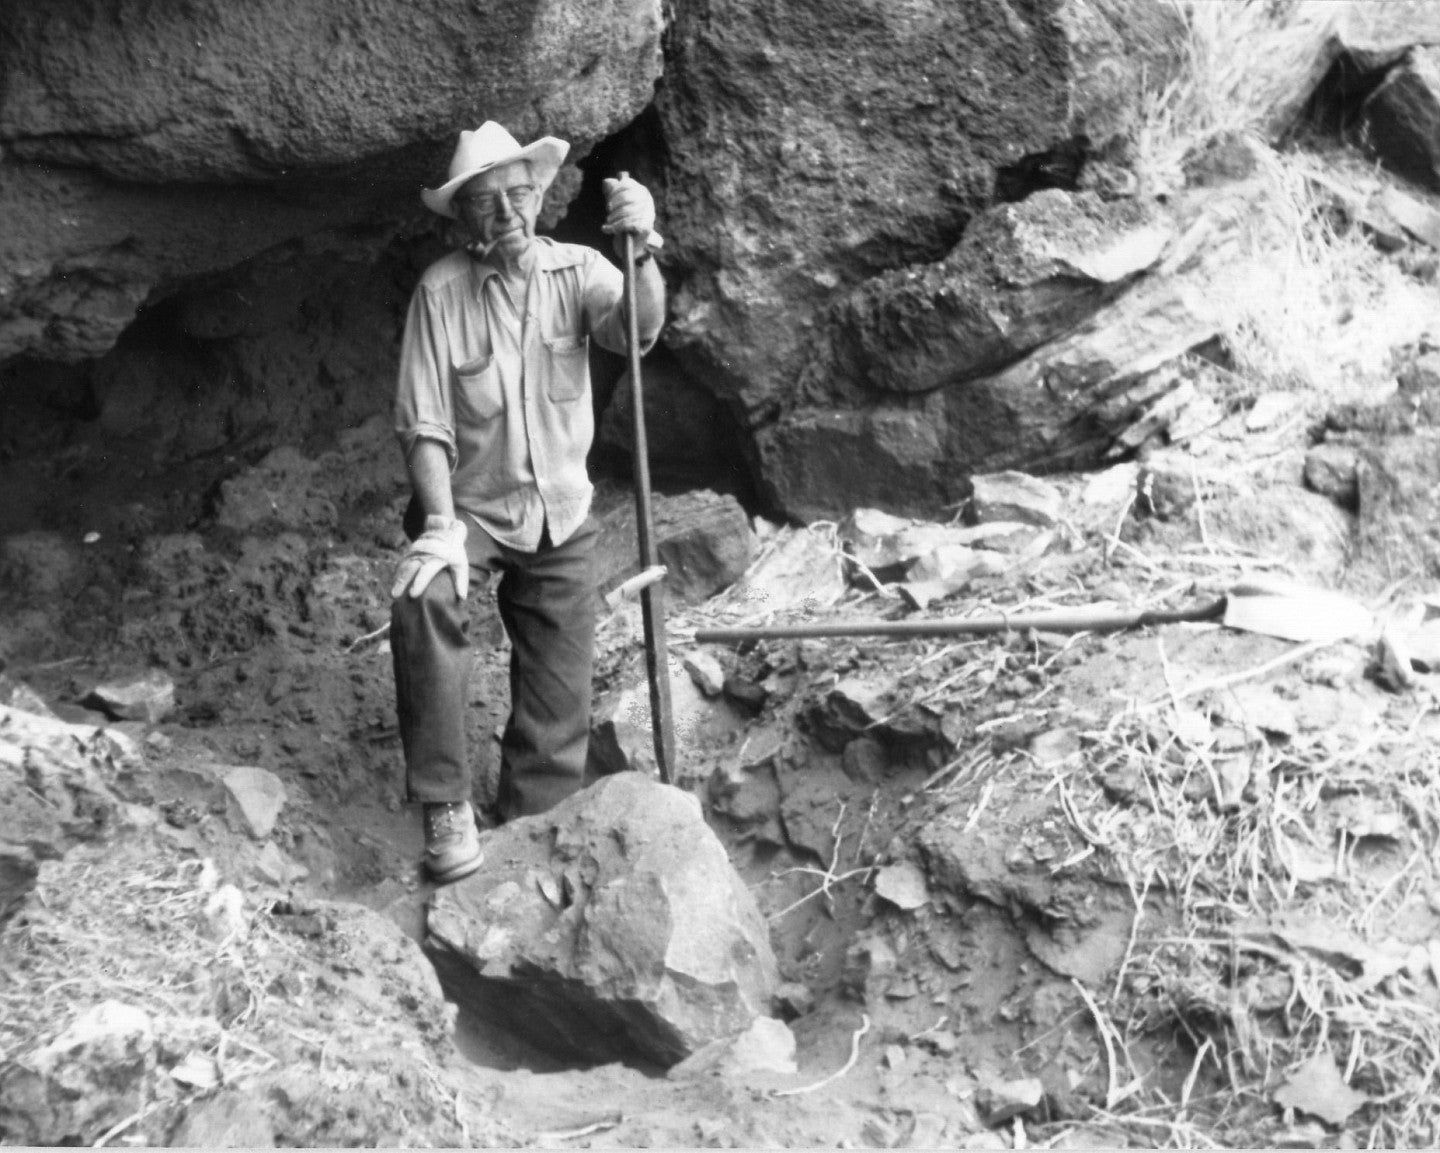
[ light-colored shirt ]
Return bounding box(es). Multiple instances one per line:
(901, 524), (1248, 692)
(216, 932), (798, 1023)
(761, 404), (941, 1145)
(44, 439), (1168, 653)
(394, 238), (654, 551)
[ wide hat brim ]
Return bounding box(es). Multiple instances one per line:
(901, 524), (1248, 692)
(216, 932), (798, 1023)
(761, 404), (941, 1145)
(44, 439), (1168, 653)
(421, 135), (569, 219)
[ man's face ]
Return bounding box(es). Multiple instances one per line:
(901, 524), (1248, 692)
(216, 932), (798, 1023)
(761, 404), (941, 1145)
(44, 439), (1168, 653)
(454, 161), (543, 258)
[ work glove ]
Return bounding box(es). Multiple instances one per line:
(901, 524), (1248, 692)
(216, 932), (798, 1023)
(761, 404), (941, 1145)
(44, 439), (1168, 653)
(601, 175), (661, 254)
(391, 515), (469, 601)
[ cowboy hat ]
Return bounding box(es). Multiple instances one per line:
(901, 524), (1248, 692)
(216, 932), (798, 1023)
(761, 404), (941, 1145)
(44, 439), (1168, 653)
(421, 122), (569, 219)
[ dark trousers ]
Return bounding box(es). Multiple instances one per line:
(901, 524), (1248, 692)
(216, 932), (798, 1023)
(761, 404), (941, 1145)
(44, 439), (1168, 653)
(390, 517), (596, 821)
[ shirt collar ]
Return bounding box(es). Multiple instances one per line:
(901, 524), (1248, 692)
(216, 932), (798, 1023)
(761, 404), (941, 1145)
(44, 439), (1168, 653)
(469, 236), (583, 286)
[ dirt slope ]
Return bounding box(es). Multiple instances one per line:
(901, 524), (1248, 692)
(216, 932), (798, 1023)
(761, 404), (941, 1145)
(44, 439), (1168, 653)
(3, 293), (1440, 1146)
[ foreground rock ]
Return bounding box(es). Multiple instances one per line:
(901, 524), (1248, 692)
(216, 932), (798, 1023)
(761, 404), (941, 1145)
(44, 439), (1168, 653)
(426, 773), (779, 1067)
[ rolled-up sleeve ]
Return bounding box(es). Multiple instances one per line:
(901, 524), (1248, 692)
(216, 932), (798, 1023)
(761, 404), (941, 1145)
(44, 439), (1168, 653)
(394, 286), (457, 468)
(583, 250), (660, 357)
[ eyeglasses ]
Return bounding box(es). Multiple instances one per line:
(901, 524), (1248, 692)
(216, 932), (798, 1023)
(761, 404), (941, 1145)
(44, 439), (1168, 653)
(455, 184), (538, 218)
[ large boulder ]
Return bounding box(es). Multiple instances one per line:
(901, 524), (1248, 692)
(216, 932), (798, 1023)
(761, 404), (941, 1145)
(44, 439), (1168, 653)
(426, 772), (778, 1067)
(820, 191), (1173, 396)
(655, 0), (1183, 505)
(0, 0), (664, 361)
(760, 230), (1224, 521)
(756, 154), (1376, 521)
(649, 0), (1440, 522)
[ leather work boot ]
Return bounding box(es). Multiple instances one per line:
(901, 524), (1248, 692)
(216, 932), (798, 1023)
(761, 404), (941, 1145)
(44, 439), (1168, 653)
(423, 801), (484, 883)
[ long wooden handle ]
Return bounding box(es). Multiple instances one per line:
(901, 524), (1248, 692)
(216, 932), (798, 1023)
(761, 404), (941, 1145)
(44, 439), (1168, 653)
(695, 598), (1227, 645)
(619, 183), (675, 783)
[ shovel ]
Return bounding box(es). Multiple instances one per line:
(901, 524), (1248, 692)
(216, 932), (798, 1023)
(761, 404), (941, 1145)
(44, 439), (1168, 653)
(619, 178), (675, 783)
(693, 576), (1374, 646)
(1218, 576), (1374, 644)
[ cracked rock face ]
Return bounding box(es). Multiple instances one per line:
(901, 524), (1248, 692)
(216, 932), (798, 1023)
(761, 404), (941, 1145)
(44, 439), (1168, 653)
(425, 772), (779, 1068)
(656, 0), (1183, 509)
(3, 0), (1187, 520)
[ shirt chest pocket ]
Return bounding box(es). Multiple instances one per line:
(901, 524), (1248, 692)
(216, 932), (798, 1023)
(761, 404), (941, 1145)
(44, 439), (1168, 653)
(541, 334), (588, 403)
(453, 355), (503, 422)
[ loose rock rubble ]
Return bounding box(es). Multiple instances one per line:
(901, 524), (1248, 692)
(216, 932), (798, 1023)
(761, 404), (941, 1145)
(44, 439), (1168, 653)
(426, 773), (779, 1067)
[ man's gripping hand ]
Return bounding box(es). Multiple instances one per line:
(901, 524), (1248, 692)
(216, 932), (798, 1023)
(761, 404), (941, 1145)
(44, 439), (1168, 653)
(601, 175), (659, 247)
(391, 515), (469, 601)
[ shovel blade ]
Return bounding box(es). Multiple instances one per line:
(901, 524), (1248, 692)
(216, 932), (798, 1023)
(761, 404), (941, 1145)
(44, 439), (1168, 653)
(1222, 579), (1374, 644)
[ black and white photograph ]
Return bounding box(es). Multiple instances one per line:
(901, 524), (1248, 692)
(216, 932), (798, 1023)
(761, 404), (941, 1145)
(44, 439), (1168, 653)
(3, 1), (1440, 1147)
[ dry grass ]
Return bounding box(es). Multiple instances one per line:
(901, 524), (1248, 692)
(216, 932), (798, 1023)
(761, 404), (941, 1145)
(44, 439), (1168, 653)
(0, 842), (277, 1079)
(1135, 1), (1419, 405)
(0, 830), (474, 1148)
(733, 565), (1440, 1143)
(741, 497), (1440, 1145)
(1221, 147), (1424, 405)
(1134, 1), (1340, 196)
(1060, 690), (1440, 1147)
(0, 840), (278, 1146)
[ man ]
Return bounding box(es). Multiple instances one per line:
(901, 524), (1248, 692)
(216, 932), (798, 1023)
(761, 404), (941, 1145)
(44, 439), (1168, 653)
(389, 122), (665, 882)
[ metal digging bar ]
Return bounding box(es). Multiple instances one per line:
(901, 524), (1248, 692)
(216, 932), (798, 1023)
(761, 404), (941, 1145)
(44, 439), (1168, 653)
(620, 182), (675, 783)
